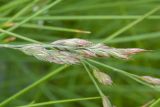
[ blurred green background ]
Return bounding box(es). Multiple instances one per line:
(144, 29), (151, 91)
(0, 0), (160, 107)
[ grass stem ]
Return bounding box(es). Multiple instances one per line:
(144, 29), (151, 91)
(102, 6), (160, 42)
(82, 62), (104, 97)
(0, 65), (68, 107)
(18, 96), (101, 107)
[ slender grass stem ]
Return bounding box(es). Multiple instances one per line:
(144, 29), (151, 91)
(102, 6), (160, 42)
(4, 0), (40, 23)
(106, 32), (160, 44)
(18, 96), (101, 107)
(82, 62), (104, 97)
(149, 98), (160, 107)
(0, 0), (62, 40)
(0, 28), (40, 43)
(0, 0), (29, 13)
(0, 65), (68, 107)
(0, 15), (160, 21)
(90, 32), (160, 44)
(19, 23), (91, 34)
(141, 99), (155, 107)
(51, 0), (158, 13)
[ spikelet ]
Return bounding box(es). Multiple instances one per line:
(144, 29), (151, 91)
(20, 44), (80, 64)
(93, 69), (112, 85)
(102, 96), (112, 107)
(88, 43), (145, 59)
(51, 38), (92, 47)
(140, 76), (160, 85)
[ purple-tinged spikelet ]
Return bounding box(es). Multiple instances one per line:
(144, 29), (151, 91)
(93, 70), (112, 85)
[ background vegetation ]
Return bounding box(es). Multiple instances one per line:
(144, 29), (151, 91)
(0, 0), (160, 107)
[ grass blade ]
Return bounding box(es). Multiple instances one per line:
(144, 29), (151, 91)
(106, 32), (160, 44)
(82, 62), (104, 96)
(0, 28), (40, 43)
(19, 23), (91, 34)
(102, 6), (160, 42)
(4, 0), (39, 23)
(0, 15), (160, 21)
(18, 96), (101, 107)
(0, 65), (68, 107)
(52, 0), (158, 14)
(149, 98), (160, 107)
(0, 0), (62, 40)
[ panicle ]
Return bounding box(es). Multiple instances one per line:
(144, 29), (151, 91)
(2, 38), (146, 64)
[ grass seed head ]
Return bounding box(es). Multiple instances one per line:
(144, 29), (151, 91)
(2, 38), (146, 64)
(51, 38), (92, 47)
(93, 69), (112, 85)
(140, 76), (160, 85)
(102, 96), (112, 107)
